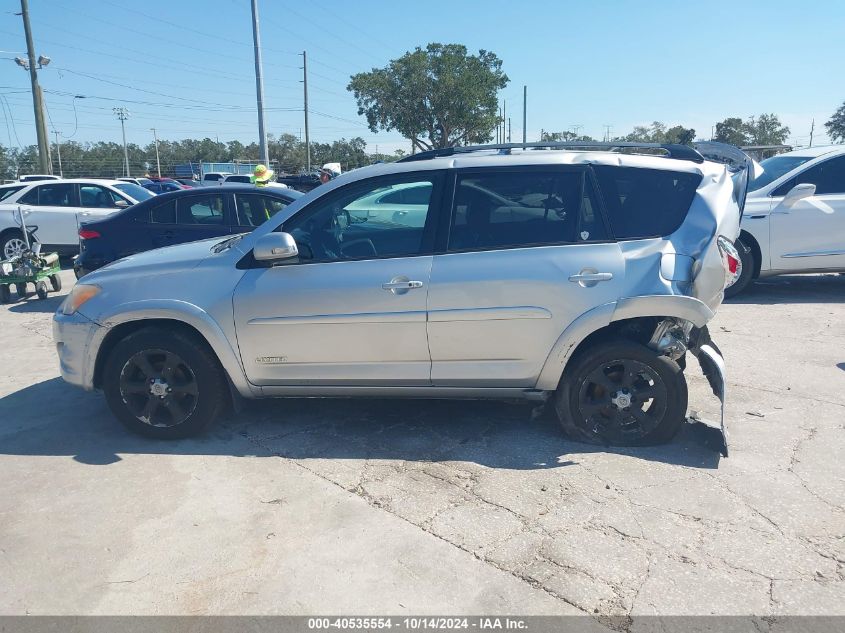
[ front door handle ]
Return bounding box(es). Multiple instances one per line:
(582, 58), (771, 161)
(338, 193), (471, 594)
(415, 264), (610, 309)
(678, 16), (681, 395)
(382, 277), (424, 295)
(569, 270), (613, 287)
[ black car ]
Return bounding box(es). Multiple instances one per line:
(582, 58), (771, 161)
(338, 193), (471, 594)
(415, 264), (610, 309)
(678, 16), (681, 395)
(74, 186), (303, 278)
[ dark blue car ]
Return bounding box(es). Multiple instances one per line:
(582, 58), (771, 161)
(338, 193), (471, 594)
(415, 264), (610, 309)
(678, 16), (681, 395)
(74, 186), (303, 278)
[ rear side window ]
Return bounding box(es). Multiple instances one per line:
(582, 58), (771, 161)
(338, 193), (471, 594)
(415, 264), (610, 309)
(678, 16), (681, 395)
(23, 182), (75, 207)
(448, 170), (607, 252)
(0, 186), (24, 202)
(592, 165), (701, 239)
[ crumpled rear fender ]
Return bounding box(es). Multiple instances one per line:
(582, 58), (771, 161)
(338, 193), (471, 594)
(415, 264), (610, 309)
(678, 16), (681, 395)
(534, 296), (714, 391)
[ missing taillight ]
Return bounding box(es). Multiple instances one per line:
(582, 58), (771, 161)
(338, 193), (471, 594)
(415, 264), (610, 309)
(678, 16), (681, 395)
(717, 236), (742, 287)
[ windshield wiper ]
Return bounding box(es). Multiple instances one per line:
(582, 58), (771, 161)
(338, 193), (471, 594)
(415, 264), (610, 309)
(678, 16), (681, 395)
(212, 234), (246, 253)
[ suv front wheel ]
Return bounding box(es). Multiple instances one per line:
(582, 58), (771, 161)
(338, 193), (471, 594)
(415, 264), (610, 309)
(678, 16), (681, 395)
(555, 339), (687, 446)
(103, 327), (227, 439)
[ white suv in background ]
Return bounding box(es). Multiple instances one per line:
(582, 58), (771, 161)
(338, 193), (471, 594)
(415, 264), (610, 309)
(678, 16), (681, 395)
(0, 179), (155, 259)
(729, 145), (845, 296)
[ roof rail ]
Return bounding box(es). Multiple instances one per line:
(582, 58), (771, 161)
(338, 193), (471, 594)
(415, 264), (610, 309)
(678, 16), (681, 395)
(398, 141), (705, 164)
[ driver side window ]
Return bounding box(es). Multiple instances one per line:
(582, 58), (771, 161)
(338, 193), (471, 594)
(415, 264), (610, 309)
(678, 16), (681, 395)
(282, 174), (440, 263)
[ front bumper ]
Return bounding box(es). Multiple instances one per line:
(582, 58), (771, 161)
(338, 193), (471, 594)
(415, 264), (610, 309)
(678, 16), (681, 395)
(52, 310), (103, 391)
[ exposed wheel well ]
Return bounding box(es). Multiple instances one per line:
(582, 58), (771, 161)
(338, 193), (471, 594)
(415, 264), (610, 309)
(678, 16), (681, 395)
(738, 230), (762, 279)
(0, 228), (23, 241)
(93, 318), (223, 389)
(564, 316), (663, 370)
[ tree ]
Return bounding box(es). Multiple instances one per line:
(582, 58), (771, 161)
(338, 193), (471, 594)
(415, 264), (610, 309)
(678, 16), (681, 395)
(714, 117), (749, 146)
(663, 125), (696, 145)
(540, 131), (596, 142)
(714, 114), (789, 147)
(825, 102), (845, 143)
(348, 43), (509, 151)
(745, 114), (790, 145)
(618, 121), (695, 145)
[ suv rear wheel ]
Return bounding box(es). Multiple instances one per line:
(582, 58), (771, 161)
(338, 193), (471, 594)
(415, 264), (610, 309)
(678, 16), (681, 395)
(103, 327), (227, 439)
(555, 339), (687, 446)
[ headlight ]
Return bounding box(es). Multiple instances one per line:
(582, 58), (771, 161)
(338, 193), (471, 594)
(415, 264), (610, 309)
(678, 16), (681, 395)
(61, 284), (101, 315)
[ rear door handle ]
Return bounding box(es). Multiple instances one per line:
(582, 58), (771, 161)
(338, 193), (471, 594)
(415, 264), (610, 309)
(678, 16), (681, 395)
(569, 271), (613, 287)
(382, 280), (424, 290)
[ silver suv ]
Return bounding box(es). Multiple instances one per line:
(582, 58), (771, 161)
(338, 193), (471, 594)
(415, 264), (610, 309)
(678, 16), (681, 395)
(53, 142), (747, 454)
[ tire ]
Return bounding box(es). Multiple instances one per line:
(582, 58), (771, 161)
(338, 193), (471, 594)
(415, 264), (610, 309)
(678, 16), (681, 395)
(555, 339), (688, 447)
(35, 280), (48, 300)
(1, 230), (26, 261)
(0, 285), (10, 303)
(103, 327), (228, 439)
(724, 237), (755, 298)
(15, 283), (27, 299)
(49, 273), (62, 292)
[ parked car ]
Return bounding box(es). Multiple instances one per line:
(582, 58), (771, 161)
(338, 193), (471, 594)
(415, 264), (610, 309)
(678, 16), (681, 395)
(74, 185), (302, 277)
(18, 174), (61, 182)
(144, 180), (185, 194)
(198, 172), (231, 186)
(0, 179), (154, 258)
(727, 145), (845, 296)
(54, 142), (746, 454)
(117, 177), (154, 187)
(173, 178), (199, 188)
(276, 171), (322, 192)
(221, 174), (253, 184)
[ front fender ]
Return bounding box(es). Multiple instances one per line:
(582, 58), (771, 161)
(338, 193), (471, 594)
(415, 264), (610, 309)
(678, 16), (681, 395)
(90, 300), (255, 397)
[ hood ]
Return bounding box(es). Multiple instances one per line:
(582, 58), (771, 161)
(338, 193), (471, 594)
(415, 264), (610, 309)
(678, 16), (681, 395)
(83, 236), (224, 283)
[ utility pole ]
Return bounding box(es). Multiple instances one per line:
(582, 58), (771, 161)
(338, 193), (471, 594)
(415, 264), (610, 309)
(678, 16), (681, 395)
(498, 106), (503, 144)
(250, 0), (269, 165)
(522, 85), (527, 143)
(53, 130), (62, 177)
(302, 51), (311, 172)
(809, 118), (815, 148)
(508, 118), (511, 143)
(150, 127), (161, 176)
(114, 107), (130, 177)
(19, 0), (51, 174)
(502, 101), (506, 144)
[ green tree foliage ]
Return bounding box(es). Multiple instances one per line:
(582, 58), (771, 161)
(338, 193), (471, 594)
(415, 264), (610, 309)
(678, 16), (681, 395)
(348, 43), (509, 151)
(540, 131), (596, 142)
(714, 114), (790, 146)
(824, 101), (845, 143)
(714, 117), (747, 146)
(619, 121), (696, 145)
(0, 135), (385, 180)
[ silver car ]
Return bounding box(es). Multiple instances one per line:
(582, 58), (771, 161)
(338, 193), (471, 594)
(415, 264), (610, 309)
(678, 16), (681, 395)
(53, 142), (746, 454)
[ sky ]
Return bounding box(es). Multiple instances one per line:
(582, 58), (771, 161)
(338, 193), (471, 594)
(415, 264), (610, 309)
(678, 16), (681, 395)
(0, 0), (842, 157)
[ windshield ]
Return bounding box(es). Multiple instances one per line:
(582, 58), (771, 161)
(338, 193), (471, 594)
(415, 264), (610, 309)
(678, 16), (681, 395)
(114, 182), (156, 201)
(747, 155), (815, 192)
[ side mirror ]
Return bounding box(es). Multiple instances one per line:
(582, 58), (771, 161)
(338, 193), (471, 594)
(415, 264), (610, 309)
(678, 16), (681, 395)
(115, 199), (130, 208)
(254, 232), (299, 262)
(782, 183), (816, 208)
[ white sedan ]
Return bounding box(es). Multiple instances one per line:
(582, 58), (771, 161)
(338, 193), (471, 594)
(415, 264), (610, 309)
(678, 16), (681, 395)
(729, 145), (845, 296)
(0, 179), (154, 259)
